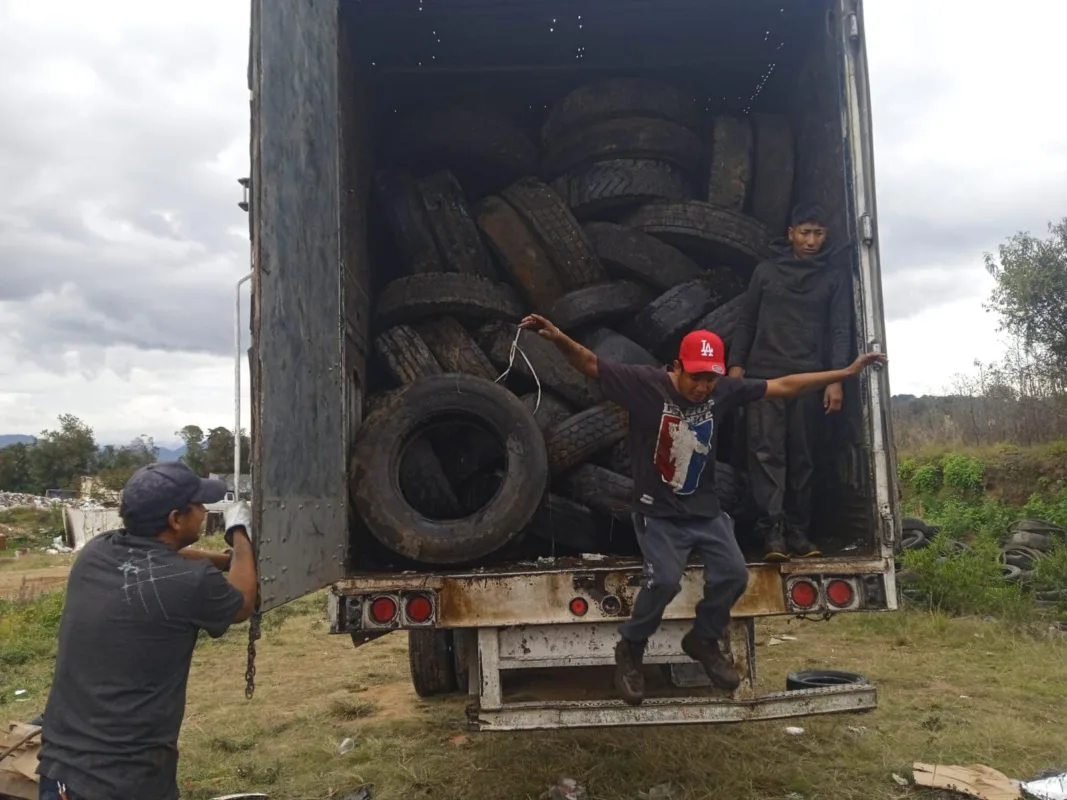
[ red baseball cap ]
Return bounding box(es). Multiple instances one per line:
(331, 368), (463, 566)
(677, 330), (727, 376)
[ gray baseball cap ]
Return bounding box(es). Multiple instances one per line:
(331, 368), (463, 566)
(120, 462), (227, 536)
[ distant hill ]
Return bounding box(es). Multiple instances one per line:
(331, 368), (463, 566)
(156, 445), (187, 462)
(0, 434), (35, 448)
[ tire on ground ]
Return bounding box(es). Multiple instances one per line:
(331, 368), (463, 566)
(418, 171), (495, 278)
(624, 200), (770, 273)
(351, 375), (549, 564)
(408, 629), (458, 697)
(552, 159), (693, 222)
(374, 325), (443, 386)
(751, 113), (796, 235)
(412, 316), (497, 381)
(501, 178), (607, 290)
(578, 328), (659, 367)
(627, 279), (733, 357)
(374, 170), (445, 275)
(545, 402), (629, 474)
(475, 195), (566, 311)
(785, 670), (867, 691)
(583, 221), (703, 292)
(541, 78), (699, 145)
(541, 118), (705, 182)
(546, 281), (655, 333)
(707, 115), (754, 210)
(375, 273), (524, 328)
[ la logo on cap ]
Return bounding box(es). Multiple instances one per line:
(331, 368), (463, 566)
(701, 340), (715, 357)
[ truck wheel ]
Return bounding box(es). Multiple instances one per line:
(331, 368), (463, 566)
(387, 107), (537, 199)
(627, 279), (734, 356)
(751, 114), (796, 235)
(374, 170), (445, 275)
(541, 78), (699, 145)
(545, 403), (629, 474)
(417, 171), (496, 279)
(583, 222), (703, 292)
(351, 375), (548, 564)
(501, 178), (607, 291)
(693, 295), (747, 355)
(624, 201), (770, 273)
(541, 118), (705, 183)
(559, 464), (633, 517)
(552, 159), (693, 222)
(375, 273), (523, 328)
(525, 494), (601, 553)
(578, 328), (659, 367)
(475, 195), (566, 311)
(786, 670), (867, 691)
(374, 325), (443, 386)
(707, 115), (754, 211)
(478, 321), (600, 409)
(451, 629), (475, 695)
(408, 629), (458, 697)
(412, 316), (497, 382)
(546, 281), (655, 333)
(520, 391), (576, 432)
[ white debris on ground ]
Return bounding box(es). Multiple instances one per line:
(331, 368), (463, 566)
(0, 492), (110, 511)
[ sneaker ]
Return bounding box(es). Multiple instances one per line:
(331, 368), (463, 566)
(786, 530), (821, 558)
(763, 527), (789, 562)
(613, 637), (646, 706)
(681, 631), (741, 691)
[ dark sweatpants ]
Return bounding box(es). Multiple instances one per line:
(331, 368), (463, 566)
(746, 392), (822, 539)
(619, 513), (749, 644)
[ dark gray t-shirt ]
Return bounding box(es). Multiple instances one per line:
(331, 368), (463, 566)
(598, 360), (767, 518)
(38, 531), (244, 800)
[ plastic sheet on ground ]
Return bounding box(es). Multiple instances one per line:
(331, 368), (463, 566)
(1023, 773), (1067, 800)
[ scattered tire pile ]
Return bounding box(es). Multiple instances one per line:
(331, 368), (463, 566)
(353, 79), (790, 566)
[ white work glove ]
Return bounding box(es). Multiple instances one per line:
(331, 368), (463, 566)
(223, 500), (252, 546)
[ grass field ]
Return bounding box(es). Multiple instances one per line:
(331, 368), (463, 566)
(4, 586), (1065, 800)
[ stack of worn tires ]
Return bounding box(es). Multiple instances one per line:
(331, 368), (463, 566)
(352, 79), (793, 567)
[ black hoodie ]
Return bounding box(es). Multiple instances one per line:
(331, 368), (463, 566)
(728, 238), (852, 379)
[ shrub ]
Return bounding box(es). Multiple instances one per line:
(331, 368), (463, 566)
(912, 463), (942, 494)
(898, 457), (918, 484)
(941, 453), (985, 495)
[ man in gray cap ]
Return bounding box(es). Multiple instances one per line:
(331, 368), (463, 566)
(36, 462), (258, 800)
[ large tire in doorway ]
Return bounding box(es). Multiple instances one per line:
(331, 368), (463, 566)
(583, 222), (703, 292)
(351, 375), (548, 564)
(624, 201), (770, 272)
(418, 170), (496, 278)
(375, 170), (445, 276)
(408, 629), (458, 698)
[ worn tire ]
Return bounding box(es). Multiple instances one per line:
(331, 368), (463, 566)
(901, 530), (928, 551)
(597, 439), (632, 477)
(412, 316), (497, 381)
(902, 517), (938, 536)
(552, 159), (694, 221)
(542, 78), (698, 144)
(474, 195), (566, 311)
(627, 279), (734, 356)
(1006, 531), (1054, 552)
(521, 391), (576, 432)
(351, 375), (548, 564)
(478, 321), (600, 408)
(751, 113), (796, 235)
(374, 325), (443, 386)
(376, 273), (524, 328)
(693, 295), (747, 353)
(524, 493), (601, 553)
(578, 328), (659, 367)
(547, 281), (655, 333)
(399, 437), (463, 520)
(501, 178), (607, 290)
(583, 221), (703, 292)
(559, 463), (633, 516)
(624, 201), (770, 272)
(375, 170), (444, 275)
(714, 462), (746, 517)
(418, 171), (495, 278)
(786, 670), (867, 691)
(545, 402), (629, 474)
(408, 629), (458, 697)
(707, 115), (754, 210)
(541, 118), (705, 182)
(387, 107), (537, 199)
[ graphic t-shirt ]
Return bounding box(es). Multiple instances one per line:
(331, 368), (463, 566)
(598, 360), (767, 518)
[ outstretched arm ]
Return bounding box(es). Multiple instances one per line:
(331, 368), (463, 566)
(765, 352), (887, 399)
(519, 314), (599, 378)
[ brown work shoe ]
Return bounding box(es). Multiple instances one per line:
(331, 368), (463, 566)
(613, 637), (646, 706)
(681, 631), (741, 691)
(786, 530), (821, 558)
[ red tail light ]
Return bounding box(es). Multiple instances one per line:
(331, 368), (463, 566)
(790, 580), (818, 609)
(406, 594), (433, 623)
(826, 579), (854, 608)
(569, 597), (589, 616)
(369, 595), (398, 624)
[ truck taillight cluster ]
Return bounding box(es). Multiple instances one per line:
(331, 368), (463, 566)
(786, 576), (865, 612)
(356, 591), (438, 629)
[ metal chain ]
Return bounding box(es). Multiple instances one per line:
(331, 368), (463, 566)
(245, 604), (262, 700)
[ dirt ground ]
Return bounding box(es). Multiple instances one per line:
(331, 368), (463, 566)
(0, 564), (71, 600)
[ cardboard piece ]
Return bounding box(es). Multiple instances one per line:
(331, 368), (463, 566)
(912, 762), (1022, 800)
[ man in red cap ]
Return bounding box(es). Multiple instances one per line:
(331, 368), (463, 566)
(520, 313), (885, 705)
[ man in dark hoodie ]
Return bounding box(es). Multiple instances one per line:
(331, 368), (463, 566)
(728, 203), (852, 561)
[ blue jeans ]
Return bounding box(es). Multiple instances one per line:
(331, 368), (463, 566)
(39, 775), (86, 800)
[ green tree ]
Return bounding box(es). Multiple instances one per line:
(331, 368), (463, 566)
(96, 436), (159, 491)
(985, 218), (1067, 386)
(0, 442), (34, 492)
(28, 415), (97, 493)
(202, 427), (251, 476)
(176, 425), (207, 476)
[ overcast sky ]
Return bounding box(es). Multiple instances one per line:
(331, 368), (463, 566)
(1, 0), (1066, 446)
